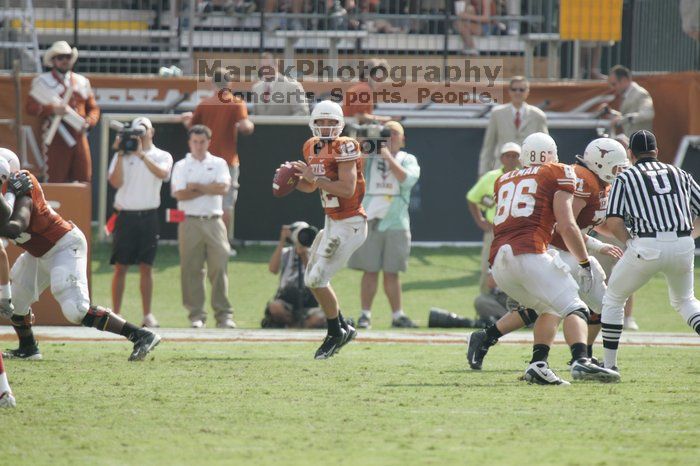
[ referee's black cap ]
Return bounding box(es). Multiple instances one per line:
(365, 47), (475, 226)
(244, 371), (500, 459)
(629, 130), (657, 155)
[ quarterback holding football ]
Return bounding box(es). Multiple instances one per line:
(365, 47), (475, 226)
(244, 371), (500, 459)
(287, 100), (368, 359)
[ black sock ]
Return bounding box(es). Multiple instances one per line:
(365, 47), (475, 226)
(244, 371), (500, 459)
(121, 322), (142, 342)
(587, 345), (593, 358)
(337, 311), (349, 331)
(570, 342), (588, 361)
(327, 317), (341, 337)
(530, 344), (550, 363)
(485, 324), (503, 342)
(11, 315), (37, 349)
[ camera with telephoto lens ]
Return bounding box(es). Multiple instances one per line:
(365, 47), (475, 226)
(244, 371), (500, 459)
(346, 123), (392, 139)
(287, 221), (318, 248)
(109, 120), (147, 153)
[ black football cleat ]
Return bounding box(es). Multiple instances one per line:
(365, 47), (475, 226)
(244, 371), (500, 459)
(128, 329), (161, 361)
(314, 329), (346, 360)
(391, 315), (418, 328)
(466, 330), (496, 370)
(337, 323), (357, 352)
(3, 345), (42, 360)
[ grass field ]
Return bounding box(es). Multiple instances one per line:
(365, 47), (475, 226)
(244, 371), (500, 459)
(89, 242), (699, 332)
(1, 243), (699, 465)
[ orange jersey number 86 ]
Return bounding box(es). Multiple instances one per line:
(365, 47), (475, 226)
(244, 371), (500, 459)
(493, 179), (538, 225)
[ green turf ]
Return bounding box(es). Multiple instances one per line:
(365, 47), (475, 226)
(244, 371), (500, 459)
(1, 342), (699, 465)
(89, 242), (700, 333)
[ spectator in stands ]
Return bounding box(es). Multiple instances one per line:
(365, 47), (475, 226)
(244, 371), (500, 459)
(181, 68), (254, 254)
(348, 121), (420, 329)
(171, 125), (235, 329)
(453, 0), (505, 56)
(26, 41), (100, 182)
(342, 58), (393, 124)
(467, 142), (520, 296)
(108, 117), (173, 329)
(477, 76), (547, 175)
(262, 0), (305, 30)
(606, 65), (655, 136)
(680, 0), (699, 41)
(252, 53), (309, 116)
(262, 223), (326, 329)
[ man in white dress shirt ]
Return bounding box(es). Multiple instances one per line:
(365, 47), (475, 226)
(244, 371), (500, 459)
(171, 125), (234, 328)
(477, 76), (548, 176)
(108, 117), (173, 328)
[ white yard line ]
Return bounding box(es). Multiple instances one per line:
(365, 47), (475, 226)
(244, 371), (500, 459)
(0, 326), (698, 347)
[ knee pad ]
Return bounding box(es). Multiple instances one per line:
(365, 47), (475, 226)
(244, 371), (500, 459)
(11, 310), (34, 327)
(567, 307), (589, 322)
(515, 307), (539, 326)
(81, 305), (113, 330)
(588, 310), (602, 325)
(51, 266), (90, 324)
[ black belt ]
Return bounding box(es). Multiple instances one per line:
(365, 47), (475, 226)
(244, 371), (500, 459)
(186, 214), (221, 220)
(119, 209), (157, 217)
(637, 231), (691, 238)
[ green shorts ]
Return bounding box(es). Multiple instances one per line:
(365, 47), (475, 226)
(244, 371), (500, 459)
(348, 219), (411, 273)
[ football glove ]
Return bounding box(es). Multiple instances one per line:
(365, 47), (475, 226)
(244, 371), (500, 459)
(7, 172), (33, 196)
(0, 298), (14, 320)
(577, 260), (593, 294)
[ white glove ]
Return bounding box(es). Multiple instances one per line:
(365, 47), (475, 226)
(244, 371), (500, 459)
(577, 262), (593, 294)
(0, 298), (14, 320)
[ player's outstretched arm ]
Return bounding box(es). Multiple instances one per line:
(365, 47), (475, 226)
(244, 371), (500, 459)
(553, 190), (589, 263)
(606, 216), (631, 245)
(0, 196), (32, 240)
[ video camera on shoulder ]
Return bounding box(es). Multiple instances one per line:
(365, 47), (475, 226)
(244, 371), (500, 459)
(346, 123), (391, 139)
(287, 221), (318, 248)
(109, 120), (147, 153)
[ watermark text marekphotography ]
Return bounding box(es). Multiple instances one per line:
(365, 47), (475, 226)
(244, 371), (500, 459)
(196, 58), (505, 106)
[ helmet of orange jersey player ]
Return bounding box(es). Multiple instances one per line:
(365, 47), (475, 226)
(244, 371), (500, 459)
(0, 158), (11, 184)
(0, 148), (20, 173)
(520, 132), (558, 167)
(309, 100), (345, 140)
(577, 138), (629, 184)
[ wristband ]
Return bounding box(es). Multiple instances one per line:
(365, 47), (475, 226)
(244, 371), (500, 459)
(579, 259), (591, 269)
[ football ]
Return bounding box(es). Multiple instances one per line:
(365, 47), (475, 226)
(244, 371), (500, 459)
(272, 162), (300, 198)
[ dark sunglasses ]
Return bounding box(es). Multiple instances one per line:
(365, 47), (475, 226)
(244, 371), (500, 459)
(510, 87), (528, 92)
(55, 54), (72, 61)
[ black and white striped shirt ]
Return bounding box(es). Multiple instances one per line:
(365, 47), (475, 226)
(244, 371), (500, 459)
(607, 158), (700, 235)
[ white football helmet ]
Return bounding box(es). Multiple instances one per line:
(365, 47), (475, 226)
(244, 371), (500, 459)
(577, 138), (629, 183)
(309, 100), (344, 140)
(0, 158), (11, 184)
(0, 148), (20, 173)
(520, 132), (558, 167)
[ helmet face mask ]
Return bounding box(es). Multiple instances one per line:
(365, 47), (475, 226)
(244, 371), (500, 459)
(309, 100), (345, 140)
(578, 138), (629, 183)
(520, 132), (558, 167)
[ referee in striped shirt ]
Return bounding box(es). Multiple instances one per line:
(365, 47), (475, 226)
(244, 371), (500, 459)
(601, 130), (700, 372)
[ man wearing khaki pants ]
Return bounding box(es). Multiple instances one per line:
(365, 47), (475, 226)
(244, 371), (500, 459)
(171, 125), (235, 328)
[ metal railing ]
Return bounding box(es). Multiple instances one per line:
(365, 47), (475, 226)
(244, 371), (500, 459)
(0, 1), (696, 77)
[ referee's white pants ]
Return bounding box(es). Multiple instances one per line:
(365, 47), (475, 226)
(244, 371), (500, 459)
(602, 235), (700, 327)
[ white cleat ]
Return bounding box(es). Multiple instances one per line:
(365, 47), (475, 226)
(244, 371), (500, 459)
(0, 391), (16, 408)
(523, 361), (571, 386)
(571, 358), (621, 383)
(191, 320), (205, 329)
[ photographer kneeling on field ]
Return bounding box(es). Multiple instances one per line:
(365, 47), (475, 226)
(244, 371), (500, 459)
(263, 222), (326, 329)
